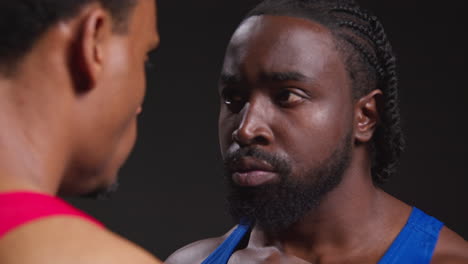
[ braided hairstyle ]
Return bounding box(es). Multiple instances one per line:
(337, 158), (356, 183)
(0, 0), (137, 76)
(246, 0), (405, 184)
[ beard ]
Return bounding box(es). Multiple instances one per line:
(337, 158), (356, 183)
(224, 132), (352, 233)
(79, 181), (120, 200)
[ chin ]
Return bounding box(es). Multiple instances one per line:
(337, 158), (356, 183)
(57, 163), (120, 197)
(78, 180), (120, 200)
(59, 120), (136, 197)
(86, 165), (122, 196)
(58, 175), (119, 199)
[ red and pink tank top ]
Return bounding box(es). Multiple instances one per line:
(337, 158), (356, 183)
(0, 191), (103, 238)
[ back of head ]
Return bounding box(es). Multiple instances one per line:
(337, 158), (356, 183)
(245, 0), (405, 184)
(0, 0), (136, 77)
(0, 0), (160, 198)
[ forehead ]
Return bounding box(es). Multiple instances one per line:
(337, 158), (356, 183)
(224, 15), (343, 81)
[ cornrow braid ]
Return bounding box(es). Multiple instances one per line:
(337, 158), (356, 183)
(330, 3), (405, 183)
(246, 0), (405, 183)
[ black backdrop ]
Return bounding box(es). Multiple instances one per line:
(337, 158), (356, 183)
(69, 0), (468, 260)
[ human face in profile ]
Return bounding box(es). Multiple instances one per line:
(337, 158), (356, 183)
(63, 0), (160, 197)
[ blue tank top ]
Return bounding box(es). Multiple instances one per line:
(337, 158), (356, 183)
(201, 207), (443, 264)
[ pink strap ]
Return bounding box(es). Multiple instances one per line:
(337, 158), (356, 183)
(0, 191), (104, 238)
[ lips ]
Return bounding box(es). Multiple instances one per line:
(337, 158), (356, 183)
(229, 157), (279, 186)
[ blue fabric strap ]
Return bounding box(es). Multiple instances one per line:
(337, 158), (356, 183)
(378, 207), (443, 264)
(201, 208), (442, 264)
(201, 218), (252, 264)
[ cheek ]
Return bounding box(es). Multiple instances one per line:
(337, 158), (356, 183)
(128, 52), (147, 95)
(101, 119), (138, 183)
(100, 55), (144, 157)
(308, 107), (344, 137)
(108, 43), (146, 109)
(218, 108), (236, 155)
(280, 102), (352, 161)
(116, 119), (138, 161)
(122, 60), (146, 105)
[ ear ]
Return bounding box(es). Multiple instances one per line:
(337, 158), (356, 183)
(71, 7), (113, 93)
(354, 89), (383, 144)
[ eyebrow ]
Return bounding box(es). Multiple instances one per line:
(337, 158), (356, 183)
(219, 73), (242, 85)
(219, 71), (313, 85)
(260, 71), (311, 82)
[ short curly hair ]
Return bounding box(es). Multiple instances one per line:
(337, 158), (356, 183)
(246, 0), (405, 184)
(0, 0), (137, 76)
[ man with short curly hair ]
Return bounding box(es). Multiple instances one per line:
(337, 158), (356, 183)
(0, 0), (161, 263)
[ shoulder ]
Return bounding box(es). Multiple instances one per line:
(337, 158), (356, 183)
(165, 226), (237, 264)
(431, 226), (468, 264)
(0, 215), (161, 264)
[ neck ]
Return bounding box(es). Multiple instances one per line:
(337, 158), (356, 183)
(251, 148), (411, 262)
(0, 77), (72, 195)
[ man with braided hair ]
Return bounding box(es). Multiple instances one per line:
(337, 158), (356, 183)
(0, 0), (161, 263)
(166, 0), (468, 263)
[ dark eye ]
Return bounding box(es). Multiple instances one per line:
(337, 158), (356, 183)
(276, 89), (306, 106)
(222, 88), (246, 113)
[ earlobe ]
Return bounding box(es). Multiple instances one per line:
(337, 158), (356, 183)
(354, 89), (383, 143)
(71, 7), (112, 93)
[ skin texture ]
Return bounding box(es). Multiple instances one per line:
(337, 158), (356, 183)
(166, 15), (468, 264)
(0, 0), (161, 263)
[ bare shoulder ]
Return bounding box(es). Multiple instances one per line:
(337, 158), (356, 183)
(165, 226), (237, 264)
(0, 216), (161, 264)
(431, 226), (468, 264)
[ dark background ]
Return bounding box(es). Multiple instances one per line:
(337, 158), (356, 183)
(69, 0), (468, 260)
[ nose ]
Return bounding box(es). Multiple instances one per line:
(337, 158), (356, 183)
(232, 98), (274, 147)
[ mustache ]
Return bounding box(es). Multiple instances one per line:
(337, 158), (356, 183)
(223, 147), (291, 176)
